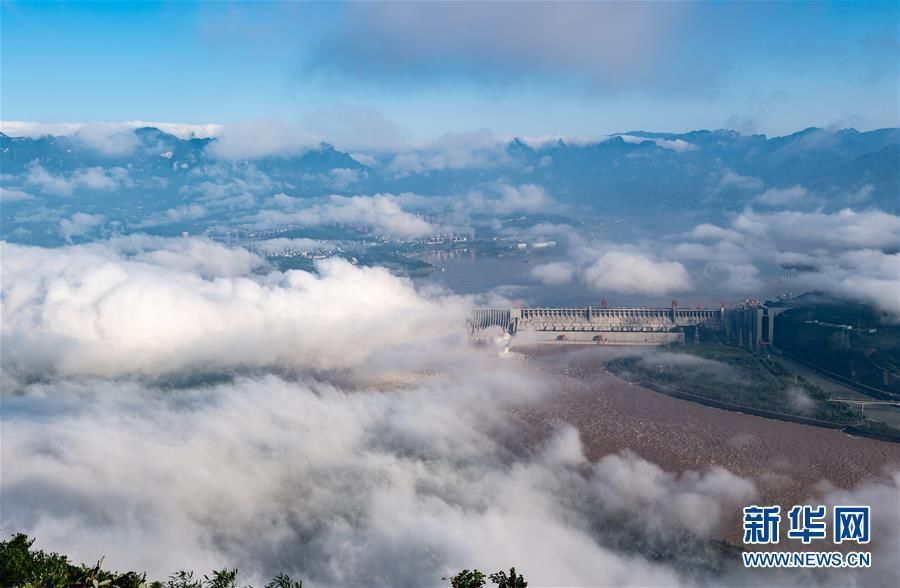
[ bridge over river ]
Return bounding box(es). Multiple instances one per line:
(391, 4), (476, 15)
(471, 305), (786, 347)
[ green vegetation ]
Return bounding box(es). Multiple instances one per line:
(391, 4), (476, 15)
(0, 533), (303, 588)
(268, 249), (435, 277)
(605, 327), (900, 441)
(267, 256), (317, 273)
(445, 568), (527, 588)
(355, 249), (435, 277)
(772, 295), (900, 395)
(487, 568), (528, 588)
(3, 533), (146, 588)
(1, 534), (526, 588)
(607, 329), (860, 424)
(446, 569), (486, 588)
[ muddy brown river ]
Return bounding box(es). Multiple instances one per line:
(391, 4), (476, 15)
(512, 346), (900, 543)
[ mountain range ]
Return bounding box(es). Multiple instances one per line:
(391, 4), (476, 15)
(1, 125), (897, 245)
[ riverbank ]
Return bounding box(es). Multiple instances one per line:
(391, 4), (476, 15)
(592, 335), (900, 442)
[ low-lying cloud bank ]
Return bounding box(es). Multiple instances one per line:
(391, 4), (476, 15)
(0, 236), (469, 384)
(246, 193), (435, 239)
(4, 367), (898, 587)
(24, 162), (133, 196)
(241, 183), (558, 240)
(2, 235), (898, 587)
(678, 207), (900, 319)
(0, 121), (223, 141)
(582, 250), (691, 295)
(2, 371), (753, 587)
(2, 236), (747, 585)
(528, 206), (900, 318)
(530, 248), (692, 296)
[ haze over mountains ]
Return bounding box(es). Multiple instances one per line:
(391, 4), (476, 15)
(2, 124), (897, 246)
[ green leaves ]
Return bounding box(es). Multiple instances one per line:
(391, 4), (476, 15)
(488, 568), (528, 588)
(264, 573), (302, 588)
(445, 568), (528, 588)
(0, 534), (301, 588)
(447, 569), (486, 588)
(3, 533), (523, 588)
(202, 569), (239, 588)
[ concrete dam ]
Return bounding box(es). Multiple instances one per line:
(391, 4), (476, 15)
(471, 305), (786, 348)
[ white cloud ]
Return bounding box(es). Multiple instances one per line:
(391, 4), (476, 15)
(1, 121), (84, 137)
(0, 120), (222, 140)
(507, 134), (603, 148)
(1, 121), (222, 158)
(754, 185), (810, 206)
(250, 237), (325, 256)
(299, 167), (368, 190)
(108, 234), (264, 278)
(1, 371), (754, 586)
(135, 204), (209, 228)
(2, 234), (896, 588)
(248, 194), (435, 239)
(714, 170), (764, 194)
(11, 205), (62, 224)
(656, 138), (698, 152)
(582, 250), (691, 295)
(58, 212), (105, 242)
(23, 163), (76, 195)
(701, 262), (763, 292)
(736, 208), (900, 250)
(206, 119), (318, 160)
(0, 237), (465, 380)
(491, 183), (555, 214)
(618, 135), (698, 152)
(349, 152), (378, 167)
(0, 186), (34, 202)
(386, 130), (510, 176)
(328, 167), (363, 189)
(299, 106), (410, 151)
(180, 163), (279, 209)
(685, 223), (743, 242)
(795, 249), (900, 320)
(845, 183), (875, 204)
(670, 240), (751, 264)
(71, 123), (141, 156)
(814, 474), (900, 587)
(530, 261), (576, 285)
(24, 162), (132, 196)
(786, 386), (815, 414)
(74, 166), (133, 190)
(307, 2), (685, 91)
(676, 207), (900, 319)
(465, 183), (556, 215)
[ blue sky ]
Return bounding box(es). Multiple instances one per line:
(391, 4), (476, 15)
(2, 1), (898, 143)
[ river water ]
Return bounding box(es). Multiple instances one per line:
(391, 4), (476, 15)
(513, 346), (900, 543)
(415, 248), (790, 308)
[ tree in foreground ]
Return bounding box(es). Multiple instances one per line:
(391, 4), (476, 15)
(1, 533), (525, 588)
(0, 534), (303, 588)
(488, 568), (527, 588)
(445, 569), (486, 588)
(445, 568), (527, 588)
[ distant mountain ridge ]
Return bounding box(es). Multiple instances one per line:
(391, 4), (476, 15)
(2, 126), (898, 238)
(0, 126), (364, 176)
